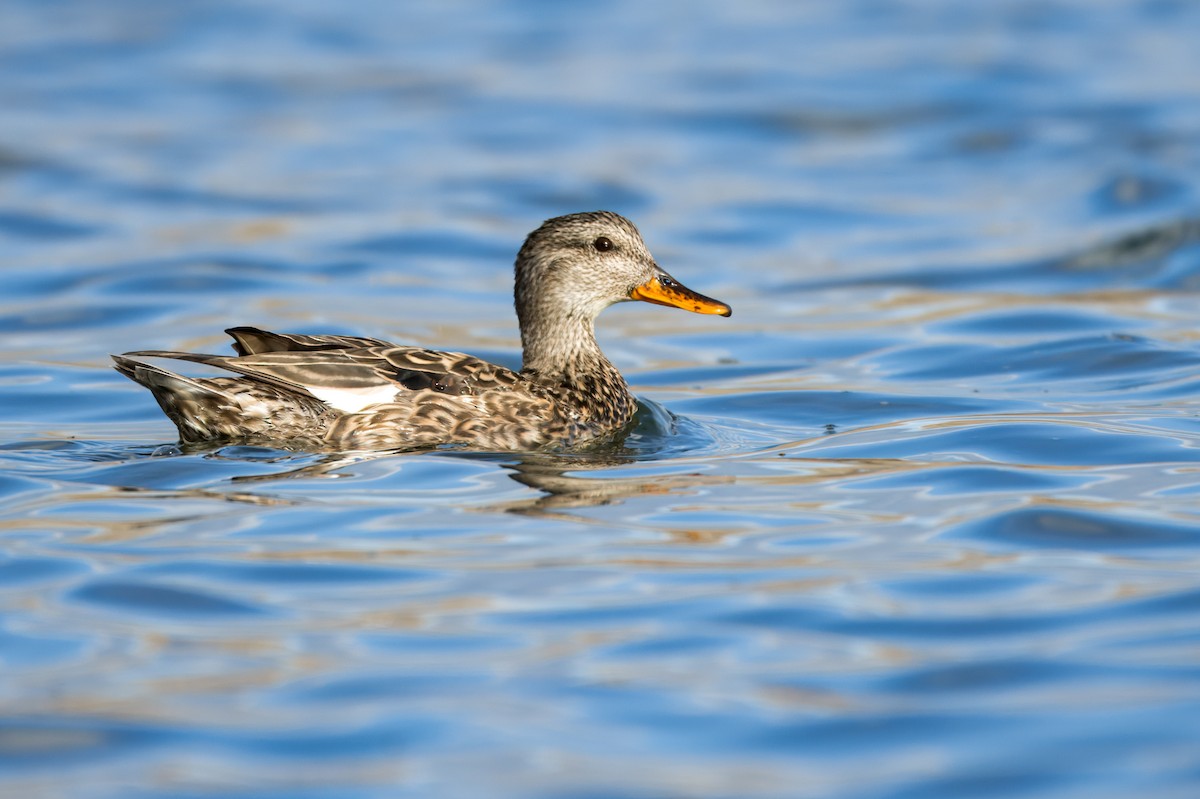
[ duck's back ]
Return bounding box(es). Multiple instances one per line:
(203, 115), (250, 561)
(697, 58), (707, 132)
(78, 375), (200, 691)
(113, 327), (613, 450)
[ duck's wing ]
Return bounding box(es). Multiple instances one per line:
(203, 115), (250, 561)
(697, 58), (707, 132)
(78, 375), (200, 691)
(120, 343), (524, 414)
(226, 326), (392, 355)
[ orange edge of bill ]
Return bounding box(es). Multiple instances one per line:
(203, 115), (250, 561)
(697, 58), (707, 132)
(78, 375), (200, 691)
(631, 277), (732, 317)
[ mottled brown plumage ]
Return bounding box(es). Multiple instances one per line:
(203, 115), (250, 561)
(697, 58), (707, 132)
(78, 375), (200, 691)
(113, 211), (731, 451)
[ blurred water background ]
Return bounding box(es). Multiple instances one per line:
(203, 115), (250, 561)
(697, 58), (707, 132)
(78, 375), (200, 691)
(4, 1), (1200, 797)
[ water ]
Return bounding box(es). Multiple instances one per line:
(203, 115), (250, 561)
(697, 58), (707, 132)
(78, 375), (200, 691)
(3, 1), (1200, 797)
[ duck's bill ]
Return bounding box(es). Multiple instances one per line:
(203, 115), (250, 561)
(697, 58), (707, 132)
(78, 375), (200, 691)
(630, 275), (732, 317)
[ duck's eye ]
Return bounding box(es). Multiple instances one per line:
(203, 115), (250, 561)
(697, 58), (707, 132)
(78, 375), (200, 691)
(593, 236), (613, 252)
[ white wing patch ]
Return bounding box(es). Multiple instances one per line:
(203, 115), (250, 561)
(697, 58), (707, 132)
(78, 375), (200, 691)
(308, 384), (398, 413)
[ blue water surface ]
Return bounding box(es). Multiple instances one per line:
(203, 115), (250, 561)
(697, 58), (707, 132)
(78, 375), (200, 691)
(3, 1), (1200, 797)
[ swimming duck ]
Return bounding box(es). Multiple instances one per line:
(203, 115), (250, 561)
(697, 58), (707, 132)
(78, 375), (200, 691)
(113, 211), (731, 451)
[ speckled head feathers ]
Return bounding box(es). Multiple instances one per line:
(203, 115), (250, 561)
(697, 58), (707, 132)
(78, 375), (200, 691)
(514, 212), (655, 311)
(518, 211), (645, 257)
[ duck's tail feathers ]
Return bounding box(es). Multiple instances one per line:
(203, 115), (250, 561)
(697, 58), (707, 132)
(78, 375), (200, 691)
(112, 353), (335, 444)
(112, 354), (237, 402)
(113, 354), (246, 442)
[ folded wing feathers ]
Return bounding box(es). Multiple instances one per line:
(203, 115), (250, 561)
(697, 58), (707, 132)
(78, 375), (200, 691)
(226, 327), (392, 356)
(124, 334), (525, 416)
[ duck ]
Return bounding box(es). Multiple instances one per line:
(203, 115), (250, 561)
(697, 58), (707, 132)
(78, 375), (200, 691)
(113, 211), (731, 451)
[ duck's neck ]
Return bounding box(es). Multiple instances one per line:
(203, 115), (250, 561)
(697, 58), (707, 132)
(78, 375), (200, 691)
(520, 313), (624, 390)
(520, 315), (636, 432)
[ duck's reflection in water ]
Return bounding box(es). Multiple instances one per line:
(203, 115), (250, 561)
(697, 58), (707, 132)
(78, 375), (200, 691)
(478, 452), (731, 516)
(215, 444), (728, 518)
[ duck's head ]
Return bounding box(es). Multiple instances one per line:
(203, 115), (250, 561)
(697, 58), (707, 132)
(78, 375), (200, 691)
(514, 211), (731, 333)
